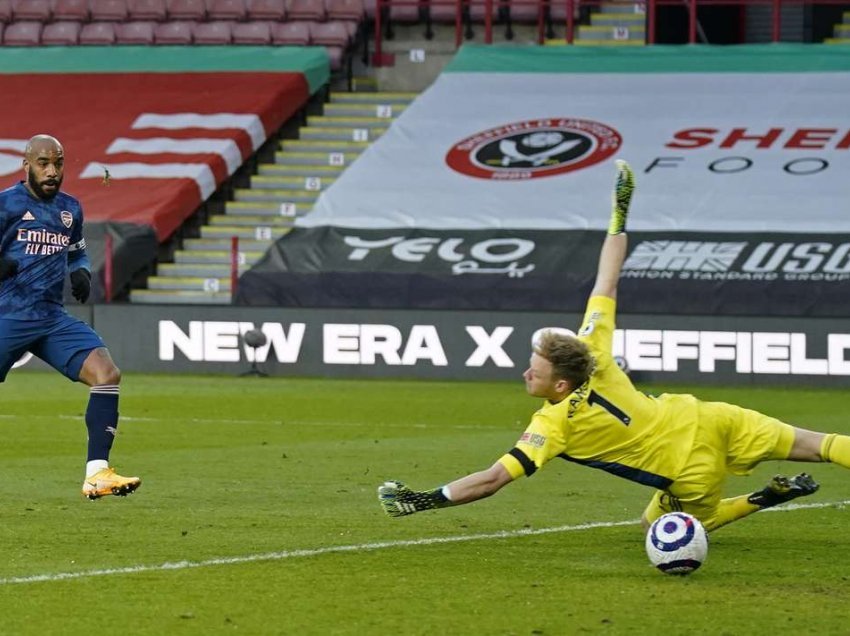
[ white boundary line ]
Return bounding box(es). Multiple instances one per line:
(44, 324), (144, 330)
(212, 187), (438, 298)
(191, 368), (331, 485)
(0, 499), (846, 586)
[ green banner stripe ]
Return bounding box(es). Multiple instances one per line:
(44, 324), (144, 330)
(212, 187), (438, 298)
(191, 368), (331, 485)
(445, 44), (850, 73)
(0, 45), (329, 93)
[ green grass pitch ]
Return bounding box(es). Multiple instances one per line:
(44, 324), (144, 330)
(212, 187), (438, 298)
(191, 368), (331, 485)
(0, 371), (848, 634)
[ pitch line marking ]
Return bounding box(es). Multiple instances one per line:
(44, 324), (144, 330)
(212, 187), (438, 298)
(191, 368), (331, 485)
(0, 499), (846, 587)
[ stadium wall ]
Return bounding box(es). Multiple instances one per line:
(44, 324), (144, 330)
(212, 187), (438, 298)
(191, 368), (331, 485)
(15, 305), (850, 387)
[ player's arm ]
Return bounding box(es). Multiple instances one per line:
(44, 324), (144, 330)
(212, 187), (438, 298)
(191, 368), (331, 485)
(67, 208), (92, 303)
(378, 463), (513, 518)
(589, 160), (635, 301)
(0, 211), (18, 281)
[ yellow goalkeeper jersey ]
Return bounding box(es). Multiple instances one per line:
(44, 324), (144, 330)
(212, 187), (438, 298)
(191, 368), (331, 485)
(498, 295), (699, 489)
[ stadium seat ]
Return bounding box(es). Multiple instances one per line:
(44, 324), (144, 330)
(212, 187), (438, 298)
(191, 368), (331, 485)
(128, 0), (168, 20)
(286, 0), (326, 22)
(41, 20), (82, 44)
(90, 0), (130, 21)
(12, 0), (52, 22)
(166, 0), (206, 20)
(207, 0), (247, 20)
(79, 20), (117, 42)
(116, 20), (156, 43)
(2, 20), (42, 45)
(246, 0), (285, 21)
(154, 20), (194, 42)
(270, 20), (310, 44)
(0, 0), (10, 23)
(53, 0), (91, 21)
(323, 44), (343, 70)
(231, 20), (271, 42)
(507, 0), (539, 22)
(192, 20), (232, 42)
(325, 0), (364, 21)
(429, 0), (460, 23)
(309, 19), (348, 46)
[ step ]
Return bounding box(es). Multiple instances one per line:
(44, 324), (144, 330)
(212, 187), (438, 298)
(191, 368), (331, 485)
(824, 37), (850, 44)
(591, 12), (646, 26)
(576, 24), (645, 39)
(835, 24), (850, 36)
(280, 139), (369, 153)
(235, 188), (319, 204)
(249, 175), (334, 190)
(259, 163), (345, 178)
(130, 289), (232, 305)
(158, 263), (250, 277)
(147, 276), (233, 292)
(299, 126), (387, 142)
(174, 250), (265, 264)
(209, 214), (297, 227)
(596, 2), (645, 13)
(224, 201), (312, 216)
(306, 116), (394, 129)
(322, 103), (408, 118)
(330, 91), (418, 104)
(200, 225), (291, 240)
(273, 150), (361, 166)
(182, 238), (273, 251)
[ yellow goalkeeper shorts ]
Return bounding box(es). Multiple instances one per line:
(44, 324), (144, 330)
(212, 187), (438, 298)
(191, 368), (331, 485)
(641, 400), (795, 526)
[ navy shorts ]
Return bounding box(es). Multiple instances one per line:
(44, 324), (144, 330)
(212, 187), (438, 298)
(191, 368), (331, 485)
(0, 313), (105, 382)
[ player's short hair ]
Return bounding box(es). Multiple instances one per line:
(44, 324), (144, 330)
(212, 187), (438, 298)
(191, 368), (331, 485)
(534, 331), (596, 389)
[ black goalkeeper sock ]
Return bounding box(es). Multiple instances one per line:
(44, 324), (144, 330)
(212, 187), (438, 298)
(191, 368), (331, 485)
(85, 385), (119, 461)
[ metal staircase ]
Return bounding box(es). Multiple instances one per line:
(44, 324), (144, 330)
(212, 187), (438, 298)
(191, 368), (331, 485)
(129, 91), (417, 305)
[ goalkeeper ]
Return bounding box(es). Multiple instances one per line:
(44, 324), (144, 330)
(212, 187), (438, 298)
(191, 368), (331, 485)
(378, 159), (850, 532)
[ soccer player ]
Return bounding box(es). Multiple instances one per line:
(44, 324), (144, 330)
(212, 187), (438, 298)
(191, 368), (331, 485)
(0, 134), (141, 500)
(378, 159), (850, 532)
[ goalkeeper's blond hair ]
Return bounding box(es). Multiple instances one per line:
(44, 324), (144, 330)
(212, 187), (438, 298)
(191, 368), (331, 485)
(534, 330), (596, 389)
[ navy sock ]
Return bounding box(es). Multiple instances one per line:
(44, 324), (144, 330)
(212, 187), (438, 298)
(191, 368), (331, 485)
(86, 385), (119, 462)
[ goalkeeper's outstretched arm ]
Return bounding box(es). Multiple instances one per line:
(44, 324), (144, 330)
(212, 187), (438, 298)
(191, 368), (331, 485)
(590, 159), (635, 301)
(378, 462), (513, 518)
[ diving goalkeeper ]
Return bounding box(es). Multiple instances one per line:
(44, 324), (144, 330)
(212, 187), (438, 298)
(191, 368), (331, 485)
(378, 159), (850, 532)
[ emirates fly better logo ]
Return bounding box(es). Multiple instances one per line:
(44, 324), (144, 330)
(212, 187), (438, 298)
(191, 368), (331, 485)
(445, 118), (621, 180)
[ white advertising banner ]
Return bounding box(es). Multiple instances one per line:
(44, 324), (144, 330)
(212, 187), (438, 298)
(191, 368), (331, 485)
(301, 47), (850, 233)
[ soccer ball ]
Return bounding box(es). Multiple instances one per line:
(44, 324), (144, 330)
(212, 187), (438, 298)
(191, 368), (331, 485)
(645, 512), (708, 575)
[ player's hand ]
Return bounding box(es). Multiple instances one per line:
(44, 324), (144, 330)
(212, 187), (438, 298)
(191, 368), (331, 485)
(70, 268), (91, 303)
(608, 159), (635, 235)
(0, 256), (18, 282)
(377, 480), (449, 517)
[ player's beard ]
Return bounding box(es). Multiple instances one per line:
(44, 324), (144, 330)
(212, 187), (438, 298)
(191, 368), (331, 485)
(27, 167), (62, 200)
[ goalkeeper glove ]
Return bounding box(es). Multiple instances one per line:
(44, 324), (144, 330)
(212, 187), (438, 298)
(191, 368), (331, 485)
(70, 268), (91, 303)
(0, 256), (18, 282)
(607, 159), (635, 235)
(377, 480), (451, 517)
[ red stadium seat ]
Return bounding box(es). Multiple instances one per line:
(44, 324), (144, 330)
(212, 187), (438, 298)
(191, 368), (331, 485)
(166, 0), (206, 20)
(116, 20), (156, 43)
(286, 0), (325, 21)
(90, 0), (130, 20)
(12, 0), (52, 22)
(3, 20), (42, 45)
(192, 20), (232, 43)
(323, 45), (343, 70)
(154, 20), (194, 43)
(53, 0), (91, 21)
(128, 0), (168, 20)
(508, 0), (540, 23)
(325, 0), (363, 21)
(270, 20), (309, 44)
(309, 19), (348, 46)
(207, 0), (247, 20)
(79, 20), (117, 42)
(0, 0), (10, 23)
(41, 20), (82, 44)
(246, 0), (285, 21)
(232, 20), (271, 43)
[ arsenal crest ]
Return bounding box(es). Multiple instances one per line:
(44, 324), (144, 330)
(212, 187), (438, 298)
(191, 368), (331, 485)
(60, 210), (73, 228)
